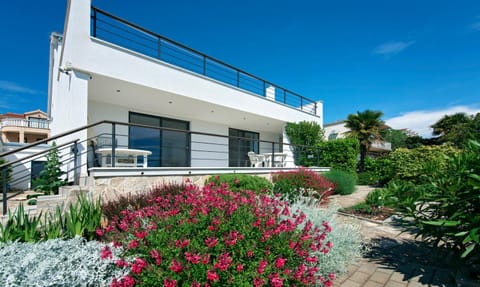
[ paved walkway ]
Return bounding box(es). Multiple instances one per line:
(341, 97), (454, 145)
(330, 186), (479, 287)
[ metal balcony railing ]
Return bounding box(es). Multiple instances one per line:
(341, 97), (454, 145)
(1, 118), (49, 129)
(90, 7), (318, 116)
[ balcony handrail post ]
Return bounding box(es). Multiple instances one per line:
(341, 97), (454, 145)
(314, 103), (317, 115)
(2, 167), (7, 215)
(283, 90), (287, 104)
(157, 38), (161, 60)
(236, 71), (240, 87)
(111, 123), (116, 167)
(271, 142), (275, 168)
(300, 97), (303, 110)
(72, 140), (79, 185)
(237, 137), (241, 167)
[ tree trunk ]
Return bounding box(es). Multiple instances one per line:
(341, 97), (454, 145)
(359, 144), (367, 172)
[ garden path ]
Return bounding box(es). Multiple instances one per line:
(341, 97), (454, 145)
(330, 186), (479, 287)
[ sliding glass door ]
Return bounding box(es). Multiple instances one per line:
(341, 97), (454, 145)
(229, 128), (259, 167)
(129, 112), (190, 167)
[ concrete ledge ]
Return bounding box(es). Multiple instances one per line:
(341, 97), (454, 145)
(89, 166), (330, 178)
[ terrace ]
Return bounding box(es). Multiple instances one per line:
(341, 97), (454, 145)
(90, 7), (318, 116)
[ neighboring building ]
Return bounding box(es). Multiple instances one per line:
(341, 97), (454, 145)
(47, 0), (323, 178)
(323, 120), (392, 153)
(0, 110), (50, 144)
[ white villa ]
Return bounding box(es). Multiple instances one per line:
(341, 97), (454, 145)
(47, 0), (323, 179)
(324, 120), (391, 153)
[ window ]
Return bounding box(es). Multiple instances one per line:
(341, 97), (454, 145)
(228, 128), (259, 167)
(28, 117), (48, 129)
(129, 112), (190, 167)
(328, 133), (338, 141)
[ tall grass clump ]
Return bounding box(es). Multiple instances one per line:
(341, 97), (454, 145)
(323, 169), (357, 195)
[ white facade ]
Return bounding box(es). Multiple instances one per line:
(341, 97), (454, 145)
(324, 121), (350, 141)
(324, 121), (391, 152)
(48, 0), (323, 175)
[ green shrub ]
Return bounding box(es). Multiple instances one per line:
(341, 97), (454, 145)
(317, 138), (359, 174)
(272, 168), (335, 203)
(0, 159), (12, 190)
(408, 141), (480, 263)
(386, 145), (459, 184)
(323, 169), (357, 195)
(205, 174), (272, 193)
(357, 172), (378, 185)
(101, 184), (337, 286)
(365, 188), (393, 208)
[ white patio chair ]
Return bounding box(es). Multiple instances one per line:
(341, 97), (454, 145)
(247, 151), (264, 167)
(273, 154), (286, 167)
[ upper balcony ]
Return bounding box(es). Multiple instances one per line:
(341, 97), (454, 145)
(1, 118), (50, 130)
(90, 7), (318, 116)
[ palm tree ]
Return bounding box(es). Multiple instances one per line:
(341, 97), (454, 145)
(345, 110), (384, 172)
(431, 112), (473, 147)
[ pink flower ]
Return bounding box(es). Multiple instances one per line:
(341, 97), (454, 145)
(150, 249), (162, 266)
(135, 230), (148, 239)
(207, 270), (219, 282)
(205, 237), (218, 248)
(169, 259), (183, 273)
(234, 178), (239, 185)
(270, 273), (283, 287)
(329, 272), (336, 280)
(236, 264), (244, 272)
(115, 259), (129, 268)
(247, 250), (254, 258)
(101, 246), (112, 259)
(164, 278), (177, 287)
(95, 228), (104, 237)
(214, 253), (232, 271)
(127, 240), (139, 249)
(131, 258), (147, 274)
(275, 257), (287, 269)
(257, 260), (268, 274)
(254, 277), (264, 287)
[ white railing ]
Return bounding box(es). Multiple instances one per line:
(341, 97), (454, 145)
(0, 118), (50, 129)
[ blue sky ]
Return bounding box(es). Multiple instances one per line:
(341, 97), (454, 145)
(1, 0), (480, 137)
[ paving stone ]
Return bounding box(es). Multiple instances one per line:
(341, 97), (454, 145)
(349, 271), (371, 284)
(358, 263), (378, 275)
(407, 281), (426, 287)
(370, 271), (391, 284)
(389, 272), (406, 282)
(384, 281), (407, 287)
(363, 281), (384, 287)
(376, 266), (395, 275)
(339, 279), (362, 287)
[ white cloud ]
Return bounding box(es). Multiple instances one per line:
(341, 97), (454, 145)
(385, 106), (480, 138)
(0, 80), (43, 95)
(372, 41), (415, 56)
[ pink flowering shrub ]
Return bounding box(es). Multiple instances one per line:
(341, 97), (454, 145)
(99, 182), (335, 286)
(272, 168), (335, 203)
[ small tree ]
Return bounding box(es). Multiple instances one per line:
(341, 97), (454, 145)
(34, 142), (66, 195)
(345, 110), (384, 172)
(0, 158), (12, 191)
